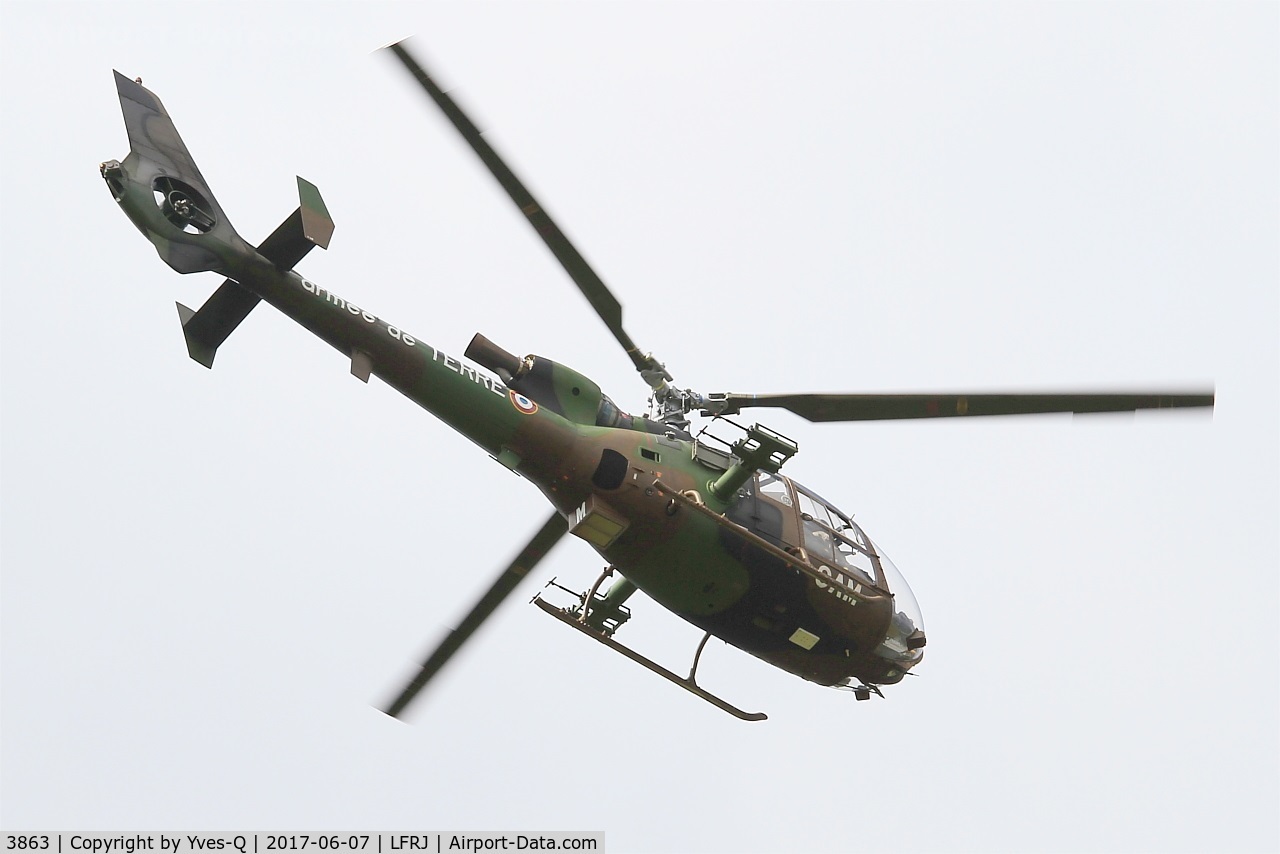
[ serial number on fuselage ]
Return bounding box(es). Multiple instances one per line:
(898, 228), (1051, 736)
(814, 564), (864, 606)
(300, 277), (505, 396)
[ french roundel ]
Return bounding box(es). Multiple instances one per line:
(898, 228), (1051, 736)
(509, 391), (538, 415)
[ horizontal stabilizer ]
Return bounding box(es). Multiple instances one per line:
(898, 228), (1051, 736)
(175, 178), (334, 367)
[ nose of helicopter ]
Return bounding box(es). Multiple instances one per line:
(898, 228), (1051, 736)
(868, 541), (926, 679)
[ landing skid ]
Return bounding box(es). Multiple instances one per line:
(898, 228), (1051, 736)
(532, 596), (768, 722)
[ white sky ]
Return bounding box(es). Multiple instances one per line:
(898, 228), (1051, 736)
(2, 3), (1276, 852)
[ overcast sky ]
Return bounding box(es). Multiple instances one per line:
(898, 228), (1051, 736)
(2, 3), (1276, 852)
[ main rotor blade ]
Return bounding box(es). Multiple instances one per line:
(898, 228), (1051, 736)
(383, 511), (568, 719)
(714, 391), (1215, 422)
(384, 41), (654, 376)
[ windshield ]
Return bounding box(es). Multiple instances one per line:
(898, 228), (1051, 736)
(871, 540), (925, 667)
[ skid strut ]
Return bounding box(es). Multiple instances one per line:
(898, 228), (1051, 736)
(532, 595), (767, 722)
(689, 632), (712, 683)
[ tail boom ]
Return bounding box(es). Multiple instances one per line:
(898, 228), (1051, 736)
(104, 71), (534, 459)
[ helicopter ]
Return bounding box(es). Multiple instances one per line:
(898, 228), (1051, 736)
(101, 43), (1214, 722)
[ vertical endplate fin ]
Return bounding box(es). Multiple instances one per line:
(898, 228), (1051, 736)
(254, 178), (334, 271)
(297, 176), (334, 250)
(175, 282), (261, 369)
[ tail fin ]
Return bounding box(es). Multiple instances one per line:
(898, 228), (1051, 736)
(106, 71), (250, 274)
(104, 71), (336, 366)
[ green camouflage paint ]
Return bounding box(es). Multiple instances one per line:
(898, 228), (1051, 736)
(104, 69), (927, 719)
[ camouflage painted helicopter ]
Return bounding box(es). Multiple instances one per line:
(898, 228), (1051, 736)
(101, 44), (1213, 721)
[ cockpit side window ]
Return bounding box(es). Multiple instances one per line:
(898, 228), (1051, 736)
(796, 491), (833, 528)
(758, 472), (792, 506)
(725, 476), (786, 547)
(796, 491), (835, 562)
(835, 538), (879, 585)
(754, 472), (799, 547)
(795, 487), (880, 586)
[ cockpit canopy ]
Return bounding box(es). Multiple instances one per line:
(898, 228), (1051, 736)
(738, 471), (926, 668)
